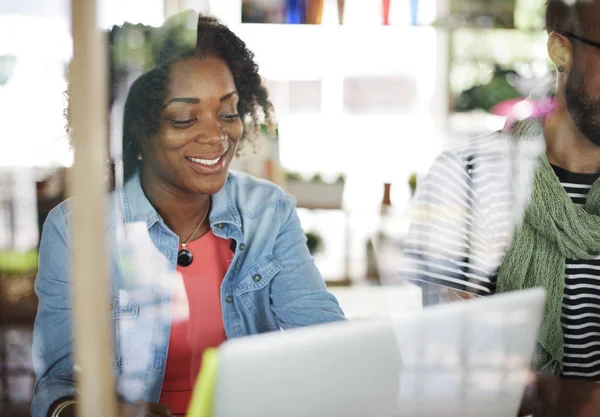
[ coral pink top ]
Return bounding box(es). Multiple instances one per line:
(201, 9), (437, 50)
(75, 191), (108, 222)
(158, 231), (233, 416)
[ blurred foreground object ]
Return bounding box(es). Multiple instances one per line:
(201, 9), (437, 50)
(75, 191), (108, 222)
(67, 0), (115, 416)
(188, 288), (544, 417)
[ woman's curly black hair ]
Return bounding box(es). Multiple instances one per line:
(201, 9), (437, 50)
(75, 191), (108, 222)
(122, 14), (275, 181)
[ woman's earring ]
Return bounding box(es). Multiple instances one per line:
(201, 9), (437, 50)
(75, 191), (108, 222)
(557, 65), (566, 73)
(137, 154), (143, 161)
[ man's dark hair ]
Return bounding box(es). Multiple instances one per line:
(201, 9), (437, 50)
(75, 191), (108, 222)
(545, 0), (595, 36)
(121, 14), (274, 181)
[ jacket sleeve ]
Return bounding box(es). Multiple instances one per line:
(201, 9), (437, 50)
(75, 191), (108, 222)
(269, 196), (346, 328)
(31, 206), (77, 417)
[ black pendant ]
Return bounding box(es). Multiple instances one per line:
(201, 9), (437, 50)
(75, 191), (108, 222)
(177, 248), (193, 267)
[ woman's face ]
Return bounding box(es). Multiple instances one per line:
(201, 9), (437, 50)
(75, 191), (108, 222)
(140, 56), (244, 196)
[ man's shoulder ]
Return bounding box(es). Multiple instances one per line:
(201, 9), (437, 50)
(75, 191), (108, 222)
(453, 130), (509, 158)
(431, 130), (513, 173)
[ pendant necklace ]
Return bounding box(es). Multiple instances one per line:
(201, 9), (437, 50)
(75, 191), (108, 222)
(177, 204), (210, 267)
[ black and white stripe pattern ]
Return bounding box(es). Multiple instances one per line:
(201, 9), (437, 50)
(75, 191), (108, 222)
(401, 133), (540, 296)
(400, 133), (600, 381)
(555, 166), (600, 381)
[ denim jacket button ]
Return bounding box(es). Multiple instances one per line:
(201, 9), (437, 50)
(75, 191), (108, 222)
(217, 223), (224, 229)
(253, 274), (262, 282)
(225, 296), (233, 303)
(239, 243), (246, 251)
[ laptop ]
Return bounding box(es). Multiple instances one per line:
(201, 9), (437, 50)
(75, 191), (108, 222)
(191, 288), (545, 417)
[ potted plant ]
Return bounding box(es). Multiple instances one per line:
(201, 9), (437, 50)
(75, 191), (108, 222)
(305, 231), (324, 255)
(408, 172), (417, 197)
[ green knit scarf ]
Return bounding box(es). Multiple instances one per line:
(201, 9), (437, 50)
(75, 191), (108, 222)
(496, 119), (600, 376)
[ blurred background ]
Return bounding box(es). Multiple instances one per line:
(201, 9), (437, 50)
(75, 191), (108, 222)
(0, 0), (550, 414)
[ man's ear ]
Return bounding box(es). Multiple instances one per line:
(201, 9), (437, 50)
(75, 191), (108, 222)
(547, 31), (573, 72)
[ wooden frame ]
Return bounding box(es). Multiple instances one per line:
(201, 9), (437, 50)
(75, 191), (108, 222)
(69, 0), (116, 416)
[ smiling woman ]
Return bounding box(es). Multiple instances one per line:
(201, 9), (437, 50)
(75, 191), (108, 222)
(127, 55), (246, 198)
(122, 16), (276, 185)
(31, 13), (345, 417)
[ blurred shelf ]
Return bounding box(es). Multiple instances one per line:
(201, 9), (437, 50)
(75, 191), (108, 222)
(2, 367), (34, 376)
(287, 181), (345, 210)
(0, 299), (37, 327)
(0, 403), (31, 417)
(325, 278), (352, 287)
(230, 23), (444, 80)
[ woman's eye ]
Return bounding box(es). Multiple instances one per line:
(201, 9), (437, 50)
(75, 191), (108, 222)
(220, 113), (240, 122)
(170, 118), (197, 127)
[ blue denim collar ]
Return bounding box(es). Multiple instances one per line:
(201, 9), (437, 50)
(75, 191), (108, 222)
(122, 171), (242, 232)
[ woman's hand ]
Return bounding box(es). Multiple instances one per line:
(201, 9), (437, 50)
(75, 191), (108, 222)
(519, 372), (600, 417)
(118, 401), (172, 417)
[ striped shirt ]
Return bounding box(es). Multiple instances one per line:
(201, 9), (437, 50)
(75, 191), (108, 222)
(555, 165), (600, 380)
(400, 129), (600, 381)
(401, 131), (542, 296)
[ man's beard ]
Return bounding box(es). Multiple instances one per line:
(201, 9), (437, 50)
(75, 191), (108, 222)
(564, 63), (600, 146)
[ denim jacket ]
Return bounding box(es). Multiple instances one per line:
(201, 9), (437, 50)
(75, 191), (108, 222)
(31, 171), (345, 416)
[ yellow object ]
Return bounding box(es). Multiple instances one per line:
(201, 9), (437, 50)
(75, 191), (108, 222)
(187, 348), (220, 417)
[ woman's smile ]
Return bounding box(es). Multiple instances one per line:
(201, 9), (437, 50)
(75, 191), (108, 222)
(185, 148), (229, 174)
